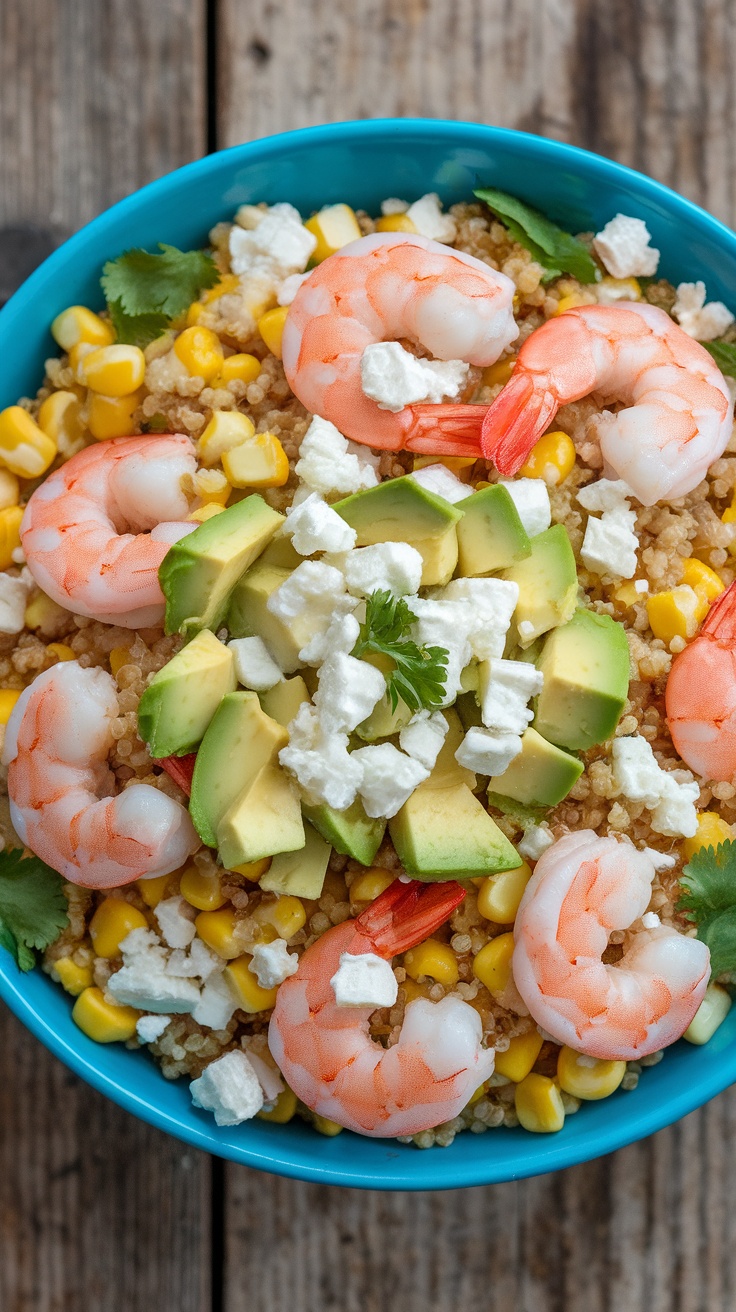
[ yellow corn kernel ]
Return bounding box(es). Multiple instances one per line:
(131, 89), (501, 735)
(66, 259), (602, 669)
(515, 1073), (566, 1133)
(375, 213), (418, 234)
(253, 895), (306, 941)
(554, 292), (590, 315)
(0, 505), (24, 569)
(89, 898), (148, 959)
(68, 341), (96, 379)
(683, 982), (733, 1044)
(38, 390), (83, 448)
(216, 353), (261, 387)
(313, 1114), (344, 1136)
(613, 580), (645, 611)
(482, 357), (515, 388)
(46, 643), (75, 663)
(494, 1030), (545, 1083)
(185, 302), (206, 327)
(647, 585), (708, 644)
(305, 203), (363, 261)
(180, 865), (226, 912)
(477, 862), (532, 925)
(24, 592), (67, 632)
(349, 868), (396, 904)
(257, 306), (289, 359)
(228, 856), (272, 882)
(53, 955), (94, 996)
(0, 469), (19, 511)
(681, 557), (725, 604)
(72, 987), (139, 1043)
(681, 810), (733, 861)
(0, 406), (57, 478)
(87, 390), (142, 440)
(598, 276), (641, 302)
(0, 689), (21, 725)
(223, 955), (278, 1012)
(402, 978), (432, 1004)
(472, 932), (515, 996)
(198, 410), (256, 466)
(193, 469), (231, 504)
(222, 433), (289, 489)
(412, 454), (476, 474)
(137, 873), (170, 908)
(195, 907), (243, 959)
(173, 326), (225, 382)
(468, 1081), (488, 1106)
(518, 431), (576, 486)
(51, 306), (114, 351)
(404, 939), (459, 988)
(82, 344), (146, 396)
(187, 503), (226, 523)
(258, 1086), (298, 1123)
(109, 647), (130, 678)
(557, 1046), (626, 1100)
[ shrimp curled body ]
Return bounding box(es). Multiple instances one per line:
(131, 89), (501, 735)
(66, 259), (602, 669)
(21, 433), (197, 628)
(667, 580), (736, 781)
(512, 831), (709, 1060)
(3, 662), (199, 888)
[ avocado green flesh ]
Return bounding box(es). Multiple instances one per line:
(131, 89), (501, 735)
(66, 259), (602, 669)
(260, 822), (331, 898)
(488, 727), (583, 807)
(334, 475), (463, 586)
(355, 694), (413, 742)
(189, 692), (287, 848)
(501, 523), (578, 646)
(455, 484), (531, 576)
(259, 675), (309, 728)
(217, 761), (305, 868)
(389, 782), (521, 880)
(226, 562), (305, 673)
(137, 630), (236, 758)
(302, 799), (386, 867)
(534, 608), (630, 750)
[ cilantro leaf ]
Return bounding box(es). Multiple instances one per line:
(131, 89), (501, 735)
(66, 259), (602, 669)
(474, 188), (599, 284)
(677, 839), (736, 977)
(108, 301), (170, 349)
(352, 591), (448, 715)
(0, 849), (68, 972)
(100, 244), (219, 348)
(703, 341), (736, 379)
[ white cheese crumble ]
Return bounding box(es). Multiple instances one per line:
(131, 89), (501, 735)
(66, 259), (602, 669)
(249, 938), (299, 989)
(277, 270), (312, 306)
(191, 973), (238, 1030)
(498, 478), (551, 537)
(154, 896), (197, 949)
(0, 573), (32, 635)
(351, 743), (430, 818)
(408, 597), (472, 704)
(136, 1014), (171, 1044)
(227, 635), (284, 691)
(342, 541), (424, 597)
(108, 929), (201, 1013)
(299, 607), (361, 667)
(436, 577), (520, 660)
(267, 559), (358, 665)
(455, 726), (522, 776)
(406, 192), (457, 243)
(479, 658), (543, 734)
(360, 341), (469, 412)
(672, 280), (735, 342)
(593, 215), (660, 279)
(634, 579), (649, 593)
(409, 464), (469, 505)
(229, 202), (316, 282)
(611, 736), (699, 838)
(578, 478), (638, 580)
(399, 710), (449, 770)
(641, 911), (662, 929)
(314, 651), (386, 733)
(190, 1050), (264, 1127)
(518, 822), (554, 860)
(330, 951), (399, 1008)
(283, 493), (357, 556)
(381, 198), (409, 216)
(279, 702), (362, 810)
(295, 415), (380, 497)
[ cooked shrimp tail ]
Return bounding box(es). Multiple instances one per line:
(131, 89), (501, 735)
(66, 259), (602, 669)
(666, 579), (736, 779)
(403, 404), (485, 456)
(700, 578), (736, 641)
(480, 370), (558, 473)
(355, 877), (467, 955)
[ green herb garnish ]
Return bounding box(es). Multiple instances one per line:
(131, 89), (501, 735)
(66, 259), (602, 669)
(0, 849), (68, 972)
(474, 187), (598, 284)
(677, 839), (736, 978)
(704, 341), (736, 379)
(101, 244), (219, 348)
(352, 590), (448, 715)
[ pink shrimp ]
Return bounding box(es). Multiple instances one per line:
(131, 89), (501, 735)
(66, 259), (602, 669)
(3, 661), (199, 888)
(512, 831), (710, 1060)
(269, 878), (495, 1137)
(21, 433), (197, 628)
(666, 580), (736, 780)
(282, 232), (517, 453)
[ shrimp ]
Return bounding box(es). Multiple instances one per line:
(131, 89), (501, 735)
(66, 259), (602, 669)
(512, 831), (710, 1060)
(666, 580), (736, 780)
(3, 661), (199, 889)
(269, 878), (495, 1137)
(21, 433), (197, 628)
(282, 231), (518, 453)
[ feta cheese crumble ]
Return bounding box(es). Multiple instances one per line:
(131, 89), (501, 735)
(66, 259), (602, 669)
(228, 635), (284, 691)
(498, 478), (551, 538)
(351, 743), (430, 818)
(155, 896), (197, 949)
(360, 341), (469, 412)
(578, 478), (638, 580)
(479, 658), (543, 734)
(436, 577), (520, 661)
(410, 464), (469, 505)
(279, 702), (362, 810)
(399, 710), (449, 770)
(190, 1050), (264, 1127)
(518, 822), (554, 860)
(108, 929), (201, 1013)
(283, 493), (357, 556)
(229, 202), (316, 281)
(191, 973), (238, 1030)
(330, 951), (399, 1008)
(406, 192), (457, 244)
(342, 541), (423, 597)
(454, 726), (522, 776)
(314, 651), (386, 733)
(593, 214), (660, 279)
(249, 938), (299, 989)
(0, 573), (32, 635)
(267, 560), (358, 665)
(136, 1014), (171, 1044)
(295, 415), (380, 497)
(611, 735), (699, 838)
(672, 281), (735, 342)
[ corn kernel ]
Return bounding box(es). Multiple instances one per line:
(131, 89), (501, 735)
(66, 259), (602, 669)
(375, 214), (417, 234)
(38, 390), (83, 448)
(137, 873), (170, 908)
(46, 643), (75, 663)
(68, 341), (96, 380)
(0, 406), (57, 478)
(681, 810), (733, 861)
(404, 939), (459, 988)
(349, 868), (396, 904)
(90, 898), (148, 958)
(0, 689), (21, 725)
(24, 592), (67, 631)
(222, 433), (289, 489)
(223, 955), (278, 1012)
(683, 983), (733, 1044)
(257, 306), (289, 359)
(305, 204), (363, 261)
(482, 357), (515, 388)
(0, 505), (24, 569)
(258, 1086), (298, 1123)
(72, 987), (139, 1043)
(0, 469), (19, 511)
(195, 907), (242, 959)
(557, 1046), (626, 1100)
(598, 276), (641, 302)
(82, 344), (146, 396)
(53, 956), (94, 996)
(87, 390), (142, 440)
(519, 431), (576, 485)
(613, 581), (644, 610)
(472, 932), (515, 996)
(180, 865), (226, 912)
(554, 292), (590, 315)
(402, 978), (432, 1003)
(188, 503), (226, 523)
(723, 505), (736, 526)
(681, 557), (725, 604)
(216, 353), (261, 387)
(647, 585), (707, 644)
(185, 302), (206, 327)
(193, 469), (231, 504)
(515, 1073), (566, 1133)
(253, 895), (306, 941)
(477, 862), (532, 924)
(51, 306), (114, 351)
(174, 326), (224, 382)
(494, 1030), (544, 1082)
(412, 454), (476, 474)
(228, 856), (272, 882)
(468, 1081), (488, 1106)
(109, 647), (130, 678)
(312, 1114), (344, 1136)
(198, 410), (256, 466)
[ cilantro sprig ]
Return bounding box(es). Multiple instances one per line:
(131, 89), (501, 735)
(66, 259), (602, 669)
(352, 590), (448, 715)
(101, 244), (219, 348)
(0, 849), (68, 972)
(474, 187), (598, 284)
(677, 838), (736, 978)
(704, 340), (736, 379)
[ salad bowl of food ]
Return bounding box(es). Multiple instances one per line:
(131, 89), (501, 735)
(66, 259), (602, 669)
(1, 118), (736, 1190)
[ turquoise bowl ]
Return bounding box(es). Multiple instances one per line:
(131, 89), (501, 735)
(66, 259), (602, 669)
(1, 119), (734, 1189)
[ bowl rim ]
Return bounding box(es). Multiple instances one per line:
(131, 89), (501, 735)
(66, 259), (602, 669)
(1, 116), (735, 1190)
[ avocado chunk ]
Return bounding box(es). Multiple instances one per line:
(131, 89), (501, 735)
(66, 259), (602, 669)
(389, 783), (521, 880)
(487, 727), (583, 807)
(455, 690), (483, 732)
(217, 759), (305, 868)
(259, 535), (302, 571)
(334, 475), (463, 586)
(189, 691), (287, 847)
(429, 707), (476, 791)
(455, 484), (531, 576)
(501, 523), (578, 647)
(303, 798), (386, 867)
(355, 695), (413, 742)
(259, 675), (309, 728)
(161, 495), (283, 637)
(534, 608), (630, 750)
(261, 822), (331, 899)
(226, 562), (304, 673)
(137, 630), (236, 758)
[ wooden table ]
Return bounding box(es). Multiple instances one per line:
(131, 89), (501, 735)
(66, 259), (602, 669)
(2, 3), (736, 1307)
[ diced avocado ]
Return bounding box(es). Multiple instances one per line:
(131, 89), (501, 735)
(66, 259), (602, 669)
(137, 630), (236, 758)
(534, 608), (630, 750)
(302, 798), (386, 867)
(427, 707), (476, 791)
(455, 484), (531, 576)
(456, 690), (483, 731)
(217, 760), (305, 868)
(389, 783), (521, 880)
(259, 675), (309, 728)
(261, 822), (331, 899)
(226, 563), (304, 673)
(334, 475), (463, 586)
(161, 495), (283, 637)
(355, 695), (413, 742)
(189, 692), (287, 847)
(259, 535), (303, 571)
(501, 523), (578, 646)
(487, 727), (583, 807)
